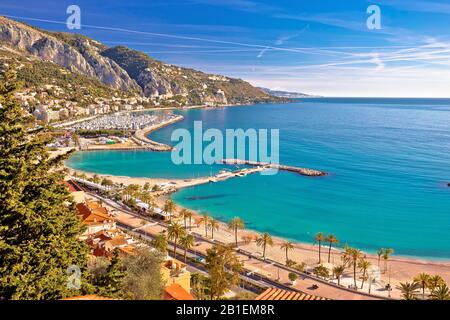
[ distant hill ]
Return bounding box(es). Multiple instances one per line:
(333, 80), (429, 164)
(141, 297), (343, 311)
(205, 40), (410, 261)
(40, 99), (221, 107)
(0, 16), (285, 107)
(258, 87), (320, 98)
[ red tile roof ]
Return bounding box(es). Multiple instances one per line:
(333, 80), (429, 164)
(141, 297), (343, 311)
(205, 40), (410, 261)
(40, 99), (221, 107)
(164, 283), (194, 301)
(255, 288), (328, 301)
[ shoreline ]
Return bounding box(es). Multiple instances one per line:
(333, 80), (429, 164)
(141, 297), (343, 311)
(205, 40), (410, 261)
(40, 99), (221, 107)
(66, 168), (450, 264)
(62, 103), (450, 297)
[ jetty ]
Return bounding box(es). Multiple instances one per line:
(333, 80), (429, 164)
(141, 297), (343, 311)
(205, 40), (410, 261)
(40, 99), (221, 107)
(221, 159), (327, 177)
(133, 115), (184, 151)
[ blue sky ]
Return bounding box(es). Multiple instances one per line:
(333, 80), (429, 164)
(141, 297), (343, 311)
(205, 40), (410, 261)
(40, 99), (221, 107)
(1, 0), (450, 97)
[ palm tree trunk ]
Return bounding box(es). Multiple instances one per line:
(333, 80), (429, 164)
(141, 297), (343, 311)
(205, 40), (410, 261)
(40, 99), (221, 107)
(361, 270), (366, 289)
(235, 227), (238, 247)
(173, 237), (178, 257)
(328, 243), (332, 263)
(184, 217), (187, 229)
(184, 248), (187, 263)
(189, 217), (192, 229)
(337, 276), (341, 286)
(286, 249), (288, 263)
(263, 244), (266, 260)
(318, 242), (321, 263)
(353, 261), (357, 288)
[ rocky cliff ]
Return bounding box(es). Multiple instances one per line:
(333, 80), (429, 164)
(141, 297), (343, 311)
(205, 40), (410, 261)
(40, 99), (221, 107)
(0, 16), (283, 106)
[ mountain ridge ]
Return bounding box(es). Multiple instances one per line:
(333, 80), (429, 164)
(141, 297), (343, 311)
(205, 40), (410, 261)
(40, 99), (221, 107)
(0, 16), (285, 107)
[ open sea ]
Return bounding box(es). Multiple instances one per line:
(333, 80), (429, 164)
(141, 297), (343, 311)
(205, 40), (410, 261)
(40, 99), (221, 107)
(66, 98), (450, 259)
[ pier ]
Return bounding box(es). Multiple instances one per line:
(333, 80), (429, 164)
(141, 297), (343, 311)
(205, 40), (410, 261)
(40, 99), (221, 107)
(221, 159), (327, 177)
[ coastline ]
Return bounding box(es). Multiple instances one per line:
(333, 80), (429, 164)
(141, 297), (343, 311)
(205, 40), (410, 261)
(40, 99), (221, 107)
(66, 168), (450, 299)
(62, 103), (450, 298)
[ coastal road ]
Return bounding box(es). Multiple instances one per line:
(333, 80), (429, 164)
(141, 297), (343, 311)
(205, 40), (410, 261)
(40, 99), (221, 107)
(83, 189), (385, 300)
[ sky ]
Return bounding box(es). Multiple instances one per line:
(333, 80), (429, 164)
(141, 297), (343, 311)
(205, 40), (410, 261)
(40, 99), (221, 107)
(1, 0), (450, 97)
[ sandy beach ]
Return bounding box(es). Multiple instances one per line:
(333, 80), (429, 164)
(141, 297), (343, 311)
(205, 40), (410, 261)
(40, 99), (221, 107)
(72, 168), (450, 299)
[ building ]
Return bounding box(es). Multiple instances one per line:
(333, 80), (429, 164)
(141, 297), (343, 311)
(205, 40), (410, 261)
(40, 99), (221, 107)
(255, 288), (328, 300)
(161, 258), (191, 293)
(163, 283), (194, 301)
(63, 180), (85, 204)
(76, 202), (116, 239)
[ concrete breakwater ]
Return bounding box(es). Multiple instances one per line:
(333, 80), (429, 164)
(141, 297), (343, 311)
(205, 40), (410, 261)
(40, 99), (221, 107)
(221, 159), (327, 177)
(133, 115), (184, 151)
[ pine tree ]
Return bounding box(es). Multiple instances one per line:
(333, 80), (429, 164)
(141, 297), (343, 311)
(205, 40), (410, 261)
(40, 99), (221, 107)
(0, 67), (91, 299)
(98, 250), (126, 298)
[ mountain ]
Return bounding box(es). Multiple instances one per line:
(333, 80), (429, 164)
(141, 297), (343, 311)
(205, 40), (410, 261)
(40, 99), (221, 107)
(258, 87), (319, 98)
(0, 16), (284, 108)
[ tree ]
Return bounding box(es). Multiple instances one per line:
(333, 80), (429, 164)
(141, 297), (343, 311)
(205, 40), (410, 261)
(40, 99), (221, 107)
(382, 248), (394, 273)
(377, 248), (384, 268)
(163, 199), (176, 222)
(227, 217), (245, 247)
(428, 275), (446, 292)
(143, 182), (151, 192)
(0, 68), (90, 299)
(101, 178), (114, 190)
(98, 249), (126, 298)
(414, 273), (430, 300)
(314, 232), (325, 263)
(92, 174), (101, 184)
(180, 208), (193, 229)
(151, 233), (168, 254)
(280, 241), (294, 265)
(288, 272), (298, 284)
(205, 245), (242, 300)
(191, 272), (210, 300)
(122, 248), (165, 300)
(333, 265), (345, 286)
(208, 219), (220, 239)
(325, 234), (339, 263)
(167, 222), (186, 258)
(256, 232), (273, 260)
(431, 284), (450, 300)
(357, 258), (371, 289)
(397, 282), (420, 300)
(342, 246), (363, 288)
(199, 212), (210, 237)
(179, 234), (195, 263)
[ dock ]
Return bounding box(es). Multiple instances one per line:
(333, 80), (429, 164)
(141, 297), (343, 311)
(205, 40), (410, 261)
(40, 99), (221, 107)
(221, 159), (327, 177)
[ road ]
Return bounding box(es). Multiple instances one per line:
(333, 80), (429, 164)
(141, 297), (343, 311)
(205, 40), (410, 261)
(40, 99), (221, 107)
(83, 188), (385, 300)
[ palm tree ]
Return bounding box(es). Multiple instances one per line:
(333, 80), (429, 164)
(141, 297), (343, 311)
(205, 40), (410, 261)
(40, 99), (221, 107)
(431, 284), (450, 300)
(151, 232), (168, 254)
(428, 275), (446, 292)
(397, 282), (420, 300)
(314, 232), (325, 263)
(342, 246), (363, 288)
(199, 212), (210, 237)
(382, 248), (394, 273)
(179, 234), (195, 263)
(325, 234), (339, 263)
(414, 273), (430, 300)
(180, 208), (192, 229)
(163, 199), (176, 222)
(256, 232), (273, 260)
(167, 222), (185, 258)
(333, 265), (346, 286)
(357, 258), (371, 289)
(280, 241), (294, 264)
(227, 217), (245, 247)
(208, 219), (220, 239)
(377, 248), (384, 268)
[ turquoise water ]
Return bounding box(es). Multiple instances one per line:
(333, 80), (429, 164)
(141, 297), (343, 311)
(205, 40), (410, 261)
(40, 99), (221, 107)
(67, 99), (450, 259)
